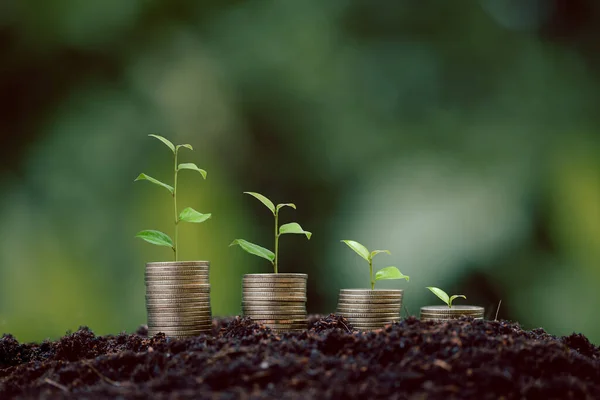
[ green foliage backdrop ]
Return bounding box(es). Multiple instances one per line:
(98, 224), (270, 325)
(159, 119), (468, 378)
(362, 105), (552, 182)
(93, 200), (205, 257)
(0, 0), (599, 344)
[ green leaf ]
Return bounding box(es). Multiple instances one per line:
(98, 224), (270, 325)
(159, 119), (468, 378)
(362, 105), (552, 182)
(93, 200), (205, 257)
(135, 173), (174, 194)
(177, 144), (193, 151)
(375, 266), (409, 282)
(276, 203), (296, 212)
(427, 287), (450, 306)
(179, 207), (211, 223)
(449, 295), (466, 308)
(341, 240), (370, 262)
(230, 239), (275, 263)
(244, 192), (275, 214)
(136, 230), (174, 248)
(149, 134), (175, 153)
(178, 163), (207, 179)
(370, 250), (391, 259)
(279, 222), (312, 239)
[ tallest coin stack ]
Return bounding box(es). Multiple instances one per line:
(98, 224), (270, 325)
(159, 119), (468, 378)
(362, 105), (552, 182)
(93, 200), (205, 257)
(145, 261), (212, 338)
(242, 273), (308, 332)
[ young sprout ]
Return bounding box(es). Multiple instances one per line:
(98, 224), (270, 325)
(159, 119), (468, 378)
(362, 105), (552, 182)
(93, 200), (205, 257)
(230, 192), (311, 273)
(135, 134), (211, 261)
(341, 240), (409, 290)
(426, 287), (466, 308)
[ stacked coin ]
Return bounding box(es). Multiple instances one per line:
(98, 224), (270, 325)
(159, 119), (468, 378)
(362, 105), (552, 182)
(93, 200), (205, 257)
(145, 261), (212, 338)
(336, 289), (403, 330)
(420, 305), (484, 322)
(242, 273), (307, 333)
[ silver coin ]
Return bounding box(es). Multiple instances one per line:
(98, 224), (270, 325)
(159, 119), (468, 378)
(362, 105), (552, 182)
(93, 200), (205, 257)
(420, 312), (484, 317)
(345, 318), (400, 325)
(336, 307), (400, 313)
(242, 293), (306, 299)
(145, 273), (209, 280)
(147, 311), (212, 318)
(420, 305), (484, 313)
(338, 293), (403, 299)
(146, 291), (211, 298)
(147, 321), (212, 328)
(146, 289), (211, 296)
(242, 305), (306, 310)
(145, 280), (210, 287)
(243, 313), (306, 317)
(350, 326), (389, 331)
(147, 329), (211, 336)
(242, 287), (306, 292)
(146, 265), (209, 271)
(145, 274), (209, 281)
(243, 311), (306, 316)
(147, 283), (210, 289)
(339, 289), (404, 296)
(145, 297), (211, 304)
(337, 299), (402, 305)
(242, 282), (307, 289)
(147, 261), (209, 267)
(145, 270), (209, 277)
(242, 299), (307, 304)
(338, 312), (399, 319)
(146, 302), (211, 308)
(243, 273), (306, 279)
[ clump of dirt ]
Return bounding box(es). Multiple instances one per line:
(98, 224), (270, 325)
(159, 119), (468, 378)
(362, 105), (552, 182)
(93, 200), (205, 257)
(1, 315), (598, 399)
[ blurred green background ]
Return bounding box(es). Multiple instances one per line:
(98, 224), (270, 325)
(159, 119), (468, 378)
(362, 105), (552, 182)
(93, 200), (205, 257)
(1, 0), (599, 344)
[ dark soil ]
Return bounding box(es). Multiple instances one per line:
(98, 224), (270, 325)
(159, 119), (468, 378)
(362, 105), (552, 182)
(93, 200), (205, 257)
(1, 315), (599, 399)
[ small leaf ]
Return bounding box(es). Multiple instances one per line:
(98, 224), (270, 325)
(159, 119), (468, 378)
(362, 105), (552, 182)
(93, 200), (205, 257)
(177, 144), (193, 151)
(449, 295), (466, 308)
(149, 134), (175, 153)
(136, 230), (174, 248)
(375, 266), (409, 282)
(427, 287), (450, 306)
(178, 163), (207, 179)
(341, 240), (370, 262)
(279, 222), (312, 239)
(179, 207), (211, 223)
(244, 192), (275, 214)
(276, 203), (296, 212)
(370, 250), (391, 259)
(135, 173), (174, 194)
(230, 239), (275, 263)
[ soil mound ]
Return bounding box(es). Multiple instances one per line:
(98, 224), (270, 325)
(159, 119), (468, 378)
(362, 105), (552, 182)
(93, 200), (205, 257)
(1, 315), (598, 399)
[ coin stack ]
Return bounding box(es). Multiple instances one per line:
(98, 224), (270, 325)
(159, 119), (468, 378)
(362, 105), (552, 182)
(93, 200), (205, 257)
(242, 273), (307, 333)
(336, 289), (403, 330)
(420, 305), (484, 322)
(145, 261), (212, 338)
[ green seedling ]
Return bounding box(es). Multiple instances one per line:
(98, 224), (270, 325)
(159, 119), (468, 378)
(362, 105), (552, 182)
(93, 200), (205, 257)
(341, 240), (409, 290)
(230, 192), (311, 273)
(426, 287), (466, 308)
(135, 134), (211, 261)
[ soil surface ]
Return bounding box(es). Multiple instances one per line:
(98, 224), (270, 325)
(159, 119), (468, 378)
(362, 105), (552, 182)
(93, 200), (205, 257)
(1, 315), (598, 399)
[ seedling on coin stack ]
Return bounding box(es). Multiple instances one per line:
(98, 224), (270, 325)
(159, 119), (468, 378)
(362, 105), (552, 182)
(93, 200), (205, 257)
(230, 192), (311, 273)
(230, 192), (311, 333)
(335, 240), (409, 330)
(420, 286), (484, 322)
(135, 134), (213, 339)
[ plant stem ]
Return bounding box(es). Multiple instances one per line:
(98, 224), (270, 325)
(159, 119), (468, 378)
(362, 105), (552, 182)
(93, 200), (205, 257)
(369, 259), (374, 290)
(274, 210), (279, 274)
(173, 149), (179, 261)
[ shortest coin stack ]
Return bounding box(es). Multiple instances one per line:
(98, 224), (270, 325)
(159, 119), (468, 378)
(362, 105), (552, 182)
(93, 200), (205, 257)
(145, 261), (212, 338)
(420, 305), (484, 322)
(336, 289), (403, 330)
(242, 273), (307, 333)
